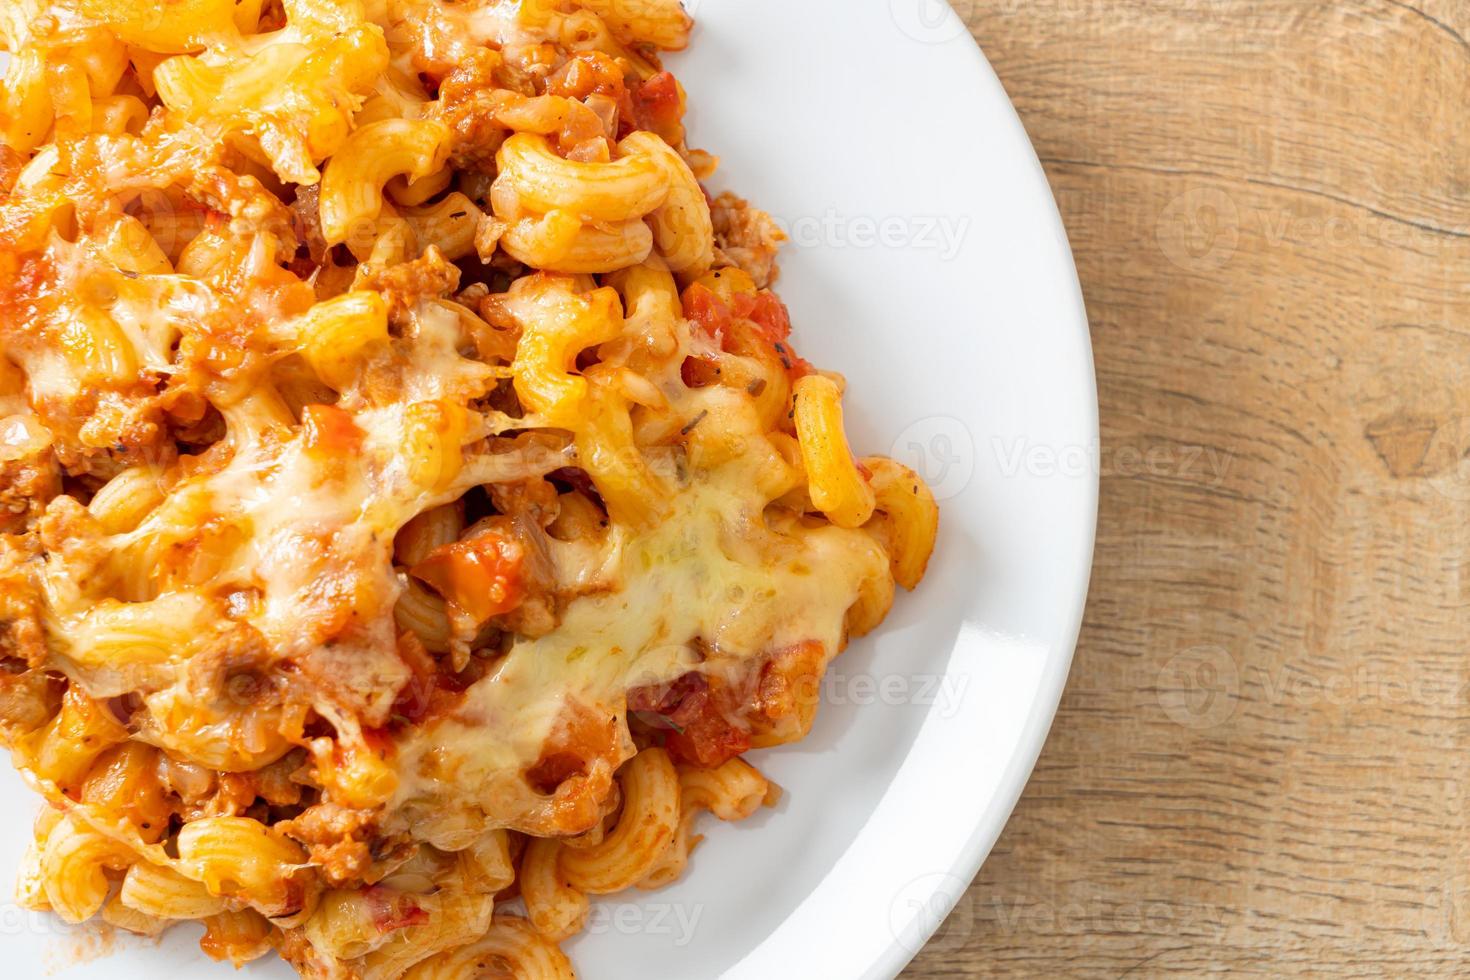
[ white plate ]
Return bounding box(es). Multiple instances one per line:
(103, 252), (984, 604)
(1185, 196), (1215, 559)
(0, 2), (1095, 977)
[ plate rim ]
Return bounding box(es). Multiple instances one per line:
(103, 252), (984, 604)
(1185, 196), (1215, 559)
(866, 20), (1098, 980)
(0, 6), (1098, 977)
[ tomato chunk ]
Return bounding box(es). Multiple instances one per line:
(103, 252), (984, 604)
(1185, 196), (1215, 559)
(301, 404), (363, 455)
(545, 51), (626, 99)
(628, 670), (709, 718)
(746, 292), (791, 343)
(627, 670), (752, 769)
(411, 526), (525, 625)
(681, 282), (732, 344)
(664, 706), (752, 768)
(628, 71), (684, 134)
(681, 284), (813, 380)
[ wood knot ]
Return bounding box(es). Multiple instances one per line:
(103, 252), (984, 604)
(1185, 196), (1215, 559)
(1363, 413), (1439, 478)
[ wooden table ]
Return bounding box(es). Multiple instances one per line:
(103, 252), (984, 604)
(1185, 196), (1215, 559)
(905, 1), (1470, 976)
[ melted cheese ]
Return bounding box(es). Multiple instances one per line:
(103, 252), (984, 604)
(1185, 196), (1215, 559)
(41, 295), (562, 724)
(383, 0), (551, 78)
(389, 430), (890, 840)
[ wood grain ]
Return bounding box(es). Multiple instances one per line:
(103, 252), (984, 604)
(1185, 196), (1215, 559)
(905, 1), (1470, 976)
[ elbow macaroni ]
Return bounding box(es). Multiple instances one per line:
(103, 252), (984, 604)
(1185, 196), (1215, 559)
(321, 119), (455, 246)
(794, 374), (879, 528)
(0, 1), (938, 978)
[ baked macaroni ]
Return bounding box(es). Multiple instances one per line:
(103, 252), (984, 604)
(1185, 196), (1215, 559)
(0, 0), (939, 976)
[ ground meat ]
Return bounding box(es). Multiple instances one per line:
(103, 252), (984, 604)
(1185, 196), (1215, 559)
(710, 192), (787, 288)
(187, 164), (298, 257)
(183, 622), (274, 701)
(37, 495), (111, 588)
(275, 927), (347, 980)
(208, 773), (261, 818)
(0, 577), (46, 670)
(352, 246), (461, 322)
(287, 182), (329, 265)
(433, 51), (515, 171)
(278, 802), (380, 887)
(487, 477), (560, 529)
(433, 51), (611, 171)
(0, 669), (61, 738)
(162, 388), (226, 450)
(43, 388), (175, 481)
(0, 443), (59, 534)
(294, 629), (412, 727)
